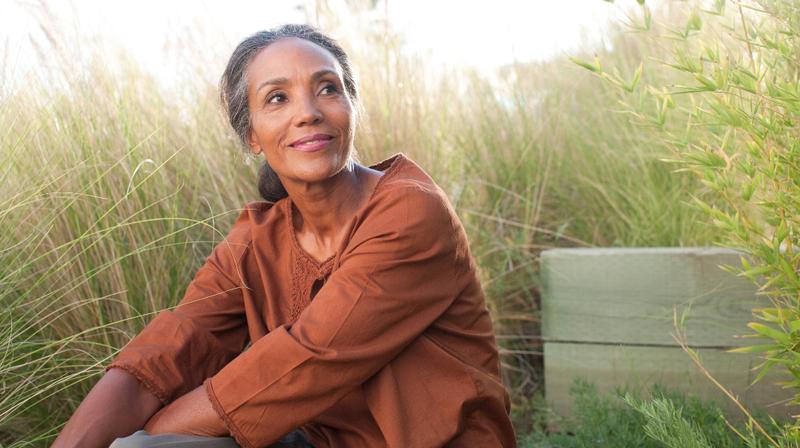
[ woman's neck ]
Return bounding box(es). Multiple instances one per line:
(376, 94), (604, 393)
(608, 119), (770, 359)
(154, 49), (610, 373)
(288, 163), (364, 237)
(284, 163), (383, 260)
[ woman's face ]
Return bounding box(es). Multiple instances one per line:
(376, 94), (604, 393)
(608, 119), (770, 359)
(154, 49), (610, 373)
(245, 37), (355, 188)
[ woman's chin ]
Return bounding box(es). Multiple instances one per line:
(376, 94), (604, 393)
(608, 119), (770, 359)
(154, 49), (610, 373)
(287, 152), (349, 179)
(288, 165), (346, 186)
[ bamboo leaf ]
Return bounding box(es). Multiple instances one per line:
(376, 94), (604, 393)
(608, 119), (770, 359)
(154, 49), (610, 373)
(750, 359), (778, 385)
(728, 344), (781, 354)
(754, 307), (788, 323)
(570, 56), (601, 74)
(629, 62), (643, 92)
(747, 322), (790, 343)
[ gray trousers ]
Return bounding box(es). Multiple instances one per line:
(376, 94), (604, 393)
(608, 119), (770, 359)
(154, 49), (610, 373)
(110, 430), (313, 448)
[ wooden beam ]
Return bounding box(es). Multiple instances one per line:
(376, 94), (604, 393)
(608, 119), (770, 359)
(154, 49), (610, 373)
(544, 342), (796, 422)
(541, 248), (759, 347)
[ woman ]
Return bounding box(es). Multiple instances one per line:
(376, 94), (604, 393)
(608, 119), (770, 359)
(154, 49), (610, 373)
(52, 24), (516, 448)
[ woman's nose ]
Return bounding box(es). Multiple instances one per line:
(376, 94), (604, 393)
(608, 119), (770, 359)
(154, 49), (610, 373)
(292, 95), (323, 127)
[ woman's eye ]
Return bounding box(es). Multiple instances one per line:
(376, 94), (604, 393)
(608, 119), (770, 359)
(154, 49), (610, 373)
(320, 84), (338, 95)
(266, 92), (286, 104)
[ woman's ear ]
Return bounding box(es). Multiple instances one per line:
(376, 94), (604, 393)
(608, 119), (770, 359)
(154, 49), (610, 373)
(247, 131), (262, 155)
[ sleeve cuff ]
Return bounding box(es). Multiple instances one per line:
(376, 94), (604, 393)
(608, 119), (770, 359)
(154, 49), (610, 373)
(204, 377), (255, 448)
(106, 363), (170, 405)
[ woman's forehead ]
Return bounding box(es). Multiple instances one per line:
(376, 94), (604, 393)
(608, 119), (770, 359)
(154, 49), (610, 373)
(247, 37), (343, 84)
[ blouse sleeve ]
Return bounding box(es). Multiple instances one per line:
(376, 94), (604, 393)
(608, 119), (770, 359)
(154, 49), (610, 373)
(204, 185), (470, 448)
(106, 212), (251, 405)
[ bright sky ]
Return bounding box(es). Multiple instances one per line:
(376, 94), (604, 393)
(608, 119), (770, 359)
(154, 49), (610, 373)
(0, 0), (648, 86)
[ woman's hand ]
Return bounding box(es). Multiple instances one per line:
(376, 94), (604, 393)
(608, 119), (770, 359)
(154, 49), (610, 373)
(144, 385), (228, 437)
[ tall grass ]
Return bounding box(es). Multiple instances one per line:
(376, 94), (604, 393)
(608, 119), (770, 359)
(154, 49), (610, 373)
(1, 2), (720, 444)
(1, 40), (257, 444)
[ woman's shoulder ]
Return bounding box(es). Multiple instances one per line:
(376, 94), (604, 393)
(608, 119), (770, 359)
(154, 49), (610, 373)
(370, 153), (438, 191)
(355, 154), (466, 262)
(368, 153), (456, 224)
(218, 200), (289, 257)
(348, 153), (470, 271)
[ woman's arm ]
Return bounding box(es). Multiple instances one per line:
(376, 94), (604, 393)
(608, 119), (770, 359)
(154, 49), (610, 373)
(52, 208), (256, 446)
(51, 368), (162, 448)
(142, 384), (227, 436)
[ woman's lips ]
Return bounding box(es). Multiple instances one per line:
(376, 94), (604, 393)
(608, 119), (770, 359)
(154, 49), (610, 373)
(289, 134), (334, 152)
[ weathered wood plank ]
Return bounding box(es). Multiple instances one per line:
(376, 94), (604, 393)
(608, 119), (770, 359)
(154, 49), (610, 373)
(541, 248), (760, 347)
(544, 342), (796, 421)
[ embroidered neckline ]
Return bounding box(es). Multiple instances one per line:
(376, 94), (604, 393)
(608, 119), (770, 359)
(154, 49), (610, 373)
(284, 153), (406, 323)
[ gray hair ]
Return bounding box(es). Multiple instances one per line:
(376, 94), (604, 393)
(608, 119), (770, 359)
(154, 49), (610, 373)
(220, 24), (360, 202)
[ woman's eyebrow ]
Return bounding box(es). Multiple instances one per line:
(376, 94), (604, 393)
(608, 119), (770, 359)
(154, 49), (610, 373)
(309, 69), (338, 82)
(255, 69), (339, 93)
(256, 77), (288, 93)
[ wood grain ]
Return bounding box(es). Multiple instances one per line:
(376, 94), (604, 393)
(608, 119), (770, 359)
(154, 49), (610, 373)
(541, 248), (760, 347)
(544, 342), (796, 421)
(540, 248), (793, 422)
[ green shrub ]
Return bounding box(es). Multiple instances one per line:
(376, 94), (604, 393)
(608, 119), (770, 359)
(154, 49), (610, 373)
(520, 379), (779, 448)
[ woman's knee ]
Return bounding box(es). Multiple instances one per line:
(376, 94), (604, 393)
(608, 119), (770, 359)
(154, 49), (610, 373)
(109, 431), (151, 448)
(109, 430), (239, 448)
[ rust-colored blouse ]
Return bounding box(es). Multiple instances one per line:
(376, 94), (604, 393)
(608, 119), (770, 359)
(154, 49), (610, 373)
(107, 154), (516, 447)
